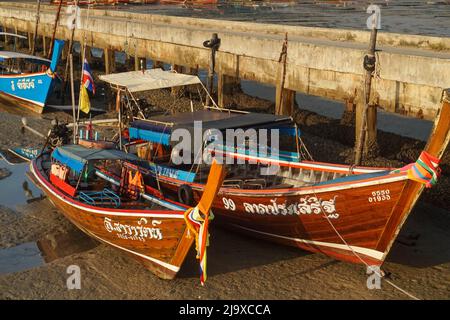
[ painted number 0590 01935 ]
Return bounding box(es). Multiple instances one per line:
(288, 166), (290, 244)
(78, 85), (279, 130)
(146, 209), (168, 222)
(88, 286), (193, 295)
(368, 190), (390, 203)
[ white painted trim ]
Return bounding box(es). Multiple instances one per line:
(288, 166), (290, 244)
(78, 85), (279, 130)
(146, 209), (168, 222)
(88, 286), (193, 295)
(215, 150), (385, 174)
(84, 228), (180, 273)
(232, 224), (384, 261)
(222, 174), (408, 197)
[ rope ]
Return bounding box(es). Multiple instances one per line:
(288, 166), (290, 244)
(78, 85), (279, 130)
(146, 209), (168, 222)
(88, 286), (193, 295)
(310, 185), (421, 300)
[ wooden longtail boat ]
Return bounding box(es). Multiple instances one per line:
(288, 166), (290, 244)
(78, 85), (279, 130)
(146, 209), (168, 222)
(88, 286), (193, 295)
(121, 91), (450, 267)
(29, 145), (225, 280)
(0, 39), (64, 113)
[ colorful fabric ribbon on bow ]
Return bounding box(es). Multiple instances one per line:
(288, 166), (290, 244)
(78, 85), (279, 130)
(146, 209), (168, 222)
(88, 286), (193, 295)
(184, 206), (214, 286)
(393, 151), (441, 188)
(183, 159), (225, 286)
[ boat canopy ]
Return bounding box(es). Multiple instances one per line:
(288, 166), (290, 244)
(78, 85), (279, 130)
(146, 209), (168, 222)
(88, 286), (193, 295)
(52, 145), (139, 173)
(98, 68), (202, 93)
(129, 109), (297, 146)
(0, 51), (51, 64)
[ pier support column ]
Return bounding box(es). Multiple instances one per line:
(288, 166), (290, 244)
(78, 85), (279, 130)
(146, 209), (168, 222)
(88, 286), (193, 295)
(82, 45), (92, 63)
(3, 27), (9, 50)
(171, 64), (184, 95)
(341, 97), (356, 126)
(153, 60), (164, 70)
(42, 36), (47, 56)
(104, 48), (115, 74)
(27, 32), (32, 51)
(186, 65), (199, 76)
(275, 87), (296, 116)
(217, 73), (240, 108)
(14, 26), (21, 49)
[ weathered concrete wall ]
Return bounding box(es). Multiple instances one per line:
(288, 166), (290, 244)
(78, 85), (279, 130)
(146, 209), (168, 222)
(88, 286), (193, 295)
(1, 1), (449, 120)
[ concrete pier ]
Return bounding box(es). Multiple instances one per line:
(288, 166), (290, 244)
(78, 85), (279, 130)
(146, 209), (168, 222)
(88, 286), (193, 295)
(0, 2), (449, 122)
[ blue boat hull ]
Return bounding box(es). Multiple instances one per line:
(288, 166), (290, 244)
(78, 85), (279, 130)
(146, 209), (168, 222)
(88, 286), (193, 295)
(0, 72), (55, 113)
(0, 39), (64, 113)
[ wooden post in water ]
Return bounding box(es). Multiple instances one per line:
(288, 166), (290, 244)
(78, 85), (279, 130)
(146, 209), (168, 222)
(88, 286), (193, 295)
(134, 56), (140, 71)
(42, 36), (47, 56)
(30, 0), (41, 55)
(104, 48), (116, 74)
(217, 73), (240, 108)
(171, 64), (183, 96)
(355, 7), (380, 165)
(275, 33), (294, 116)
(14, 26), (19, 50)
(203, 33), (221, 107)
(153, 60), (163, 69)
(27, 32), (32, 51)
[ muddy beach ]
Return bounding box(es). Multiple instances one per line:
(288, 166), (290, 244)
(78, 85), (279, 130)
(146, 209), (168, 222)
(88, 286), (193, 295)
(0, 81), (449, 299)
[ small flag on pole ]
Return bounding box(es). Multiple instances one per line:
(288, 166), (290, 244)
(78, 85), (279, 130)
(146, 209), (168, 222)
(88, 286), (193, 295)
(79, 85), (91, 114)
(82, 58), (95, 94)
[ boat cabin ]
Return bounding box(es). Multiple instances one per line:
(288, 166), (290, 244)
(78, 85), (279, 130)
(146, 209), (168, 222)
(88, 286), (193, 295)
(42, 145), (183, 210)
(0, 52), (51, 75)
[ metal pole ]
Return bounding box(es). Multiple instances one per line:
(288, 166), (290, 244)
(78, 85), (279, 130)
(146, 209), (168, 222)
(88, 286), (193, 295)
(116, 88), (122, 150)
(203, 33), (220, 107)
(69, 54), (77, 144)
(61, 0), (81, 103)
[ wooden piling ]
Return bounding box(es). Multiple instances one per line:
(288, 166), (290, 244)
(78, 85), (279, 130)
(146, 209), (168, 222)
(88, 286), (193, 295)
(217, 73), (240, 108)
(14, 26), (20, 49)
(354, 24), (379, 164)
(153, 60), (163, 69)
(30, 0), (41, 55)
(275, 33), (289, 115)
(42, 36), (47, 56)
(171, 64), (184, 95)
(104, 48), (116, 74)
(27, 33), (32, 51)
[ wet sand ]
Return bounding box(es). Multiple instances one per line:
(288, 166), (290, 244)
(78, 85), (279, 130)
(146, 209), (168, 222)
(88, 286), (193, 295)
(0, 99), (448, 299)
(0, 199), (449, 300)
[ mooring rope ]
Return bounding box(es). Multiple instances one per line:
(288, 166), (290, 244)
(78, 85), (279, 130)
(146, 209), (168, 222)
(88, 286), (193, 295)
(310, 186), (421, 300)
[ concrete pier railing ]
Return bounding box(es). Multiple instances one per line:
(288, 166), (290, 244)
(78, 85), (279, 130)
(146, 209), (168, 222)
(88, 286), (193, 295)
(0, 1), (449, 121)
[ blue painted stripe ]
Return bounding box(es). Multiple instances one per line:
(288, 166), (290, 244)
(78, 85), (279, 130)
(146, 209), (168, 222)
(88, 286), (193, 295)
(148, 163), (196, 183)
(129, 127), (171, 146)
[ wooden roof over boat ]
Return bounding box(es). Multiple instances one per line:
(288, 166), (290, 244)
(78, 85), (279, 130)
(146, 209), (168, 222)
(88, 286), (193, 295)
(98, 68), (202, 92)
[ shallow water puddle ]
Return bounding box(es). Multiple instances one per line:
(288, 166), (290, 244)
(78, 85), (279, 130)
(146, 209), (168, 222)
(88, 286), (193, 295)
(0, 160), (43, 210)
(0, 242), (45, 275)
(0, 230), (99, 275)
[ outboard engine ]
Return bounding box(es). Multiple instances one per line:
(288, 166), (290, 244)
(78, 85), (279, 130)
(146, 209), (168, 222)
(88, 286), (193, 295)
(48, 119), (71, 148)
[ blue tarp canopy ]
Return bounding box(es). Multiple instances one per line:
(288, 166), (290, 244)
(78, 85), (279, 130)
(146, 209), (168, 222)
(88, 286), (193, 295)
(129, 127), (171, 146)
(52, 145), (139, 173)
(129, 110), (300, 146)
